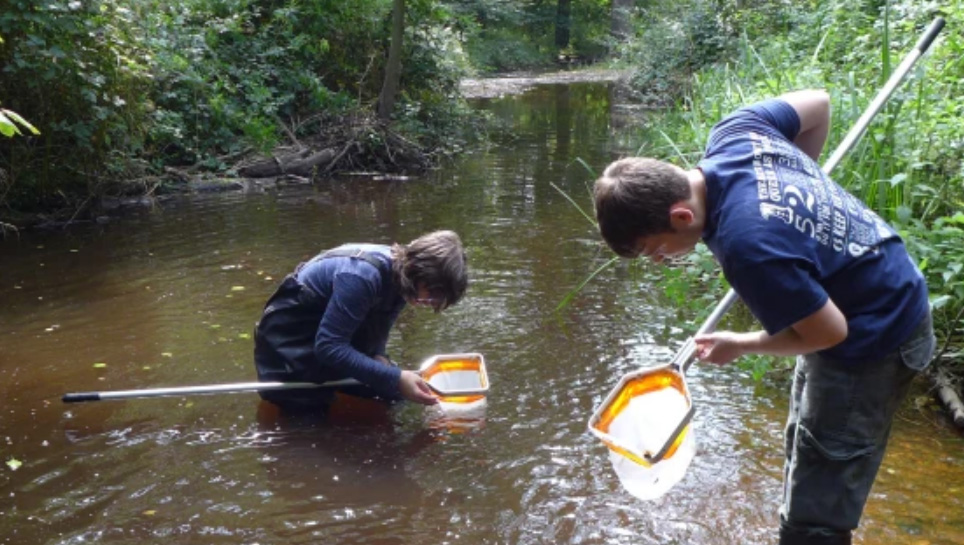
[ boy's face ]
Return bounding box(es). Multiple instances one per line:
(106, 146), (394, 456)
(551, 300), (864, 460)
(631, 230), (700, 264)
(629, 200), (703, 263)
(408, 284), (443, 311)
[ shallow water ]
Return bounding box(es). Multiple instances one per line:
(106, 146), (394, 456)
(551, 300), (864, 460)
(1, 82), (962, 545)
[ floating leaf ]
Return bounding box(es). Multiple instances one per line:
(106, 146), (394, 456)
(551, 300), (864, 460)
(161, 352), (173, 358)
(142, 366), (151, 370)
(143, 510), (156, 516)
(238, 333), (250, 340)
(93, 362), (107, 368)
(230, 286), (245, 292)
(6, 458), (22, 470)
(209, 324), (221, 329)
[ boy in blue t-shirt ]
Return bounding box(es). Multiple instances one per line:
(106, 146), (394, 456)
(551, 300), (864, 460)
(593, 90), (935, 545)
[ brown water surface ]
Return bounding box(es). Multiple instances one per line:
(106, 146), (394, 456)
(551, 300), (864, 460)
(1, 82), (962, 545)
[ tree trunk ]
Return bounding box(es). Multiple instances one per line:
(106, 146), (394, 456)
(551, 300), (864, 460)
(555, 0), (571, 50)
(611, 0), (633, 43)
(377, 0), (405, 121)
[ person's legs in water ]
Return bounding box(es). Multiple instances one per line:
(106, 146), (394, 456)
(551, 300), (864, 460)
(779, 315), (935, 545)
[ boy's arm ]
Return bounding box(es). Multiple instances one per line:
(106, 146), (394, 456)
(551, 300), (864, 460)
(694, 299), (848, 363)
(779, 89), (831, 161)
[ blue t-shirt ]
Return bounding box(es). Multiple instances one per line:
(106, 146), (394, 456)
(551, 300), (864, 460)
(697, 99), (929, 362)
(296, 244), (405, 395)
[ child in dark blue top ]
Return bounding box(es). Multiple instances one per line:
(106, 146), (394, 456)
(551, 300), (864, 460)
(254, 230), (468, 410)
(699, 98), (929, 363)
(593, 90), (935, 545)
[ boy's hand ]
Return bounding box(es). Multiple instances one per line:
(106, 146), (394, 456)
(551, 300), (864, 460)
(694, 331), (751, 364)
(398, 370), (439, 405)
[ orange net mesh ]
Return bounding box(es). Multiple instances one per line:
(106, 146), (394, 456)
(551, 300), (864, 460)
(591, 369), (690, 466)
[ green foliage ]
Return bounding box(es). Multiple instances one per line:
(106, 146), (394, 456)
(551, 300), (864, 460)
(614, 0), (795, 104)
(0, 0), (481, 216)
(142, 0), (386, 162)
(450, 0), (613, 74)
(141, 0), (475, 160)
(0, 0), (153, 209)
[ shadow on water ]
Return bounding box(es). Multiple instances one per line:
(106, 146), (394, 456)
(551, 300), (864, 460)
(1, 80), (962, 544)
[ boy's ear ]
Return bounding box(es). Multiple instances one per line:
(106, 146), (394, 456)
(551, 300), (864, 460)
(669, 204), (694, 226)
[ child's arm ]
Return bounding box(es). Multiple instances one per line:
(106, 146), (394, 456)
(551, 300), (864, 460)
(695, 299), (848, 363)
(780, 89), (831, 162)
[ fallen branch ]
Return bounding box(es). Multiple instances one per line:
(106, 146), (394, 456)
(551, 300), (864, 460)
(239, 148), (337, 178)
(322, 142), (356, 176)
(930, 363), (964, 428)
(274, 115), (302, 149)
(0, 220), (19, 239)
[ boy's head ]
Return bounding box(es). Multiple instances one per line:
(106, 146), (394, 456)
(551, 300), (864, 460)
(593, 158), (698, 260)
(393, 230), (468, 312)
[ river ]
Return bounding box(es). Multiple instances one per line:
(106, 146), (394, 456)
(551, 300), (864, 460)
(1, 79), (961, 545)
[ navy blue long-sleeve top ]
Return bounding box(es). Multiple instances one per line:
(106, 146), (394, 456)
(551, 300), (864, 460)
(296, 244), (406, 396)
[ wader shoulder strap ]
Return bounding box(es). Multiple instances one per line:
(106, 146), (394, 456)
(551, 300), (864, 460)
(318, 248), (391, 285)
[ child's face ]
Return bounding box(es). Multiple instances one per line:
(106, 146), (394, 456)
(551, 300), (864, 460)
(408, 284), (442, 311)
(632, 230), (699, 264)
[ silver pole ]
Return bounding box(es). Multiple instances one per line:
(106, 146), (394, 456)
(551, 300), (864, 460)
(63, 379), (360, 403)
(823, 17), (945, 174)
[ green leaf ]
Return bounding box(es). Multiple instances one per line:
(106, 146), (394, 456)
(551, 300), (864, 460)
(930, 294), (951, 310)
(895, 205), (912, 223)
(555, 256), (619, 312)
(0, 109), (40, 135)
(945, 212), (964, 225)
(549, 182), (596, 227)
(888, 173), (907, 187)
(0, 112), (20, 137)
(574, 157), (597, 178)
(93, 362), (107, 368)
(6, 458), (22, 471)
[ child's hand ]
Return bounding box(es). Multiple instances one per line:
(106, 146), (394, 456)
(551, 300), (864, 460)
(398, 370), (439, 405)
(694, 331), (748, 364)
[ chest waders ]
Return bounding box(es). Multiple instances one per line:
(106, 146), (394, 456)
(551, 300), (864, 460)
(253, 248), (392, 409)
